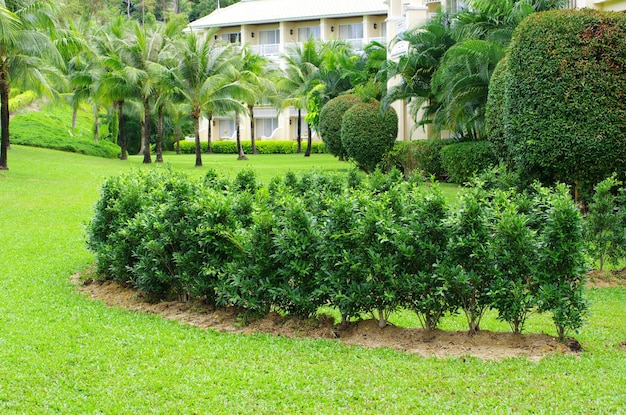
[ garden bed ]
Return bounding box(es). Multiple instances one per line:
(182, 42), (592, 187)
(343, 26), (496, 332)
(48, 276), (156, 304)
(74, 274), (579, 361)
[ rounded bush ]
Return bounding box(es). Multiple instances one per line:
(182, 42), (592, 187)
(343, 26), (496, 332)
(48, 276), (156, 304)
(341, 101), (398, 173)
(318, 94), (362, 160)
(485, 57), (508, 164)
(505, 9), (626, 197)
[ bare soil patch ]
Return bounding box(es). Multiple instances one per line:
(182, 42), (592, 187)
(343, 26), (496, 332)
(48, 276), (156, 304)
(586, 269), (626, 288)
(72, 274), (578, 361)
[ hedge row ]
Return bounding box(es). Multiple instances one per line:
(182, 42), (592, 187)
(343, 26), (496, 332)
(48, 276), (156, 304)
(178, 140), (326, 155)
(8, 91), (36, 113)
(88, 168), (587, 339)
(384, 139), (495, 183)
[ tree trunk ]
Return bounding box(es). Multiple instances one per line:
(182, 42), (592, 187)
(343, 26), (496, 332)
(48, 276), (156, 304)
(175, 129), (181, 154)
(249, 105), (258, 154)
(206, 113), (213, 154)
(142, 98), (151, 164)
(156, 105), (163, 163)
(0, 70), (10, 170)
(304, 133), (312, 157)
(118, 101), (128, 160)
(194, 115), (202, 166)
(207, 114), (213, 154)
(72, 106), (78, 135)
(93, 103), (99, 142)
(296, 109), (302, 154)
(236, 116), (247, 160)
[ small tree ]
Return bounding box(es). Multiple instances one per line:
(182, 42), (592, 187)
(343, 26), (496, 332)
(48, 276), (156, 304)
(341, 101), (398, 173)
(584, 175), (623, 271)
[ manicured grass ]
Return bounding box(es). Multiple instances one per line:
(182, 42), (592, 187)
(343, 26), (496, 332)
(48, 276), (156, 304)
(1, 145), (625, 414)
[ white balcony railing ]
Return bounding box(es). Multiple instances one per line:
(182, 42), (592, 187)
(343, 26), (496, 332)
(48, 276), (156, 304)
(424, 0), (441, 4)
(250, 43), (280, 57)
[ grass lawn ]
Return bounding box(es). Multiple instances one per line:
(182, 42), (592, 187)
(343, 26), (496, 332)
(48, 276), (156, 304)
(1, 145), (625, 414)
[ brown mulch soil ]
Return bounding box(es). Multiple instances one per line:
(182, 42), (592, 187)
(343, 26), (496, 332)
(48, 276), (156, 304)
(586, 269), (626, 288)
(72, 273), (583, 361)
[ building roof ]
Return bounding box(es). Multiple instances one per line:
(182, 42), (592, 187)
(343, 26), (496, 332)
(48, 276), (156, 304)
(189, 0), (388, 29)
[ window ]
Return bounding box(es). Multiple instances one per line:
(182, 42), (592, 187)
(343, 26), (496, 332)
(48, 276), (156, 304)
(338, 23), (363, 40)
(221, 32), (240, 44)
(220, 119), (236, 138)
(259, 29), (280, 45)
(298, 26), (320, 42)
(258, 118), (278, 138)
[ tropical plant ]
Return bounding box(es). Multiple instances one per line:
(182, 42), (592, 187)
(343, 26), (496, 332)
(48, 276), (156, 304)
(171, 30), (247, 166)
(0, 0), (64, 170)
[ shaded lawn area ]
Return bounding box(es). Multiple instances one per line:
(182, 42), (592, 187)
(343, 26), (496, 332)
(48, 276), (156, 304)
(0, 146), (625, 414)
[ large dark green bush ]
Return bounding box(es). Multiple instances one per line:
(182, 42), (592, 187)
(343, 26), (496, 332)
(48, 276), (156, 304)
(505, 9), (626, 199)
(318, 94), (361, 160)
(440, 141), (496, 184)
(341, 101), (398, 173)
(383, 138), (455, 179)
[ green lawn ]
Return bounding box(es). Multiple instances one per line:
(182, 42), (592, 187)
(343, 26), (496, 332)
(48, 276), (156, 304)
(1, 145), (625, 414)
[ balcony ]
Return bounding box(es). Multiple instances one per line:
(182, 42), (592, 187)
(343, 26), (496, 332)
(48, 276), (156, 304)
(423, 0), (441, 3)
(250, 43), (280, 57)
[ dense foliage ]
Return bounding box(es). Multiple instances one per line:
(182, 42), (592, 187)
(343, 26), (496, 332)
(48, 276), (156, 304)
(10, 107), (120, 158)
(341, 101), (398, 173)
(440, 141), (496, 184)
(503, 9), (626, 199)
(88, 168), (589, 339)
(318, 94), (361, 160)
(178, 140), (325, 154)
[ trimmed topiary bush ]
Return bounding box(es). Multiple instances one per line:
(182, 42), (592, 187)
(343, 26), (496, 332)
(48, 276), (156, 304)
(318, 94), (362, 160)
(504, 9), (626, 200)
(341, 101), (398, 173)
(440, 141), (496, 184)
(485, 57), (508, 164)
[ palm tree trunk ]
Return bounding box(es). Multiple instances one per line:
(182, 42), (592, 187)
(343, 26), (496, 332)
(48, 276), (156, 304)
(142, 98), (152, 164)
(72, 106), (78, 135)
(296, 109), (302, 154)
(92, 103), (99, 142)
(156, 105), (163, 163)
(207, 113), (213, 154)
(194, 115), (202, 167)
(175, 129), (181, 154)
(0, 70), (10, 170)
(118, 101), (128, 161)
(304, 133), (312, 157)
(249, 105), (258, 154)
(236, 116), (247, 160)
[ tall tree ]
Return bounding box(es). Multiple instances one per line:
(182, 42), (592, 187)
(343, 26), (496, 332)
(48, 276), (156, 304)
(0, 0), (63, 170)
(172, 30), (247, 166)
(279, 38), (323, 154)
(237, 46), (279, 155)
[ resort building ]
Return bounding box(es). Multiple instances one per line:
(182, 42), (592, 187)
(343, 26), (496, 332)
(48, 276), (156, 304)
(188, 0), (626, 144)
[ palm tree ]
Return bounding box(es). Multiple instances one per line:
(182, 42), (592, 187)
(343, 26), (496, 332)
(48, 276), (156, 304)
(172, 31), (248, 166)
(0, 0), (63, 170)
(430, 39), (505, 140)
(382, 13), (456, 138)
(280, 38), (323, 154)
(93, 16), (137, 160)
(237, 47), (279, 155)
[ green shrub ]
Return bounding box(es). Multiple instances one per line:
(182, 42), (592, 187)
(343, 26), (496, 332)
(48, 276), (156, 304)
(10, 105), (120, 158)
(505, 9), (626, 199)
(9, 91), (36, 113)
(584, 175), (624, 271)
(318, 94), (361, 160)
(341, 101), (398, 173)
(485, 57), (509, 164)
(440, 141), (496, 183)
(179, 140), (325, 155)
